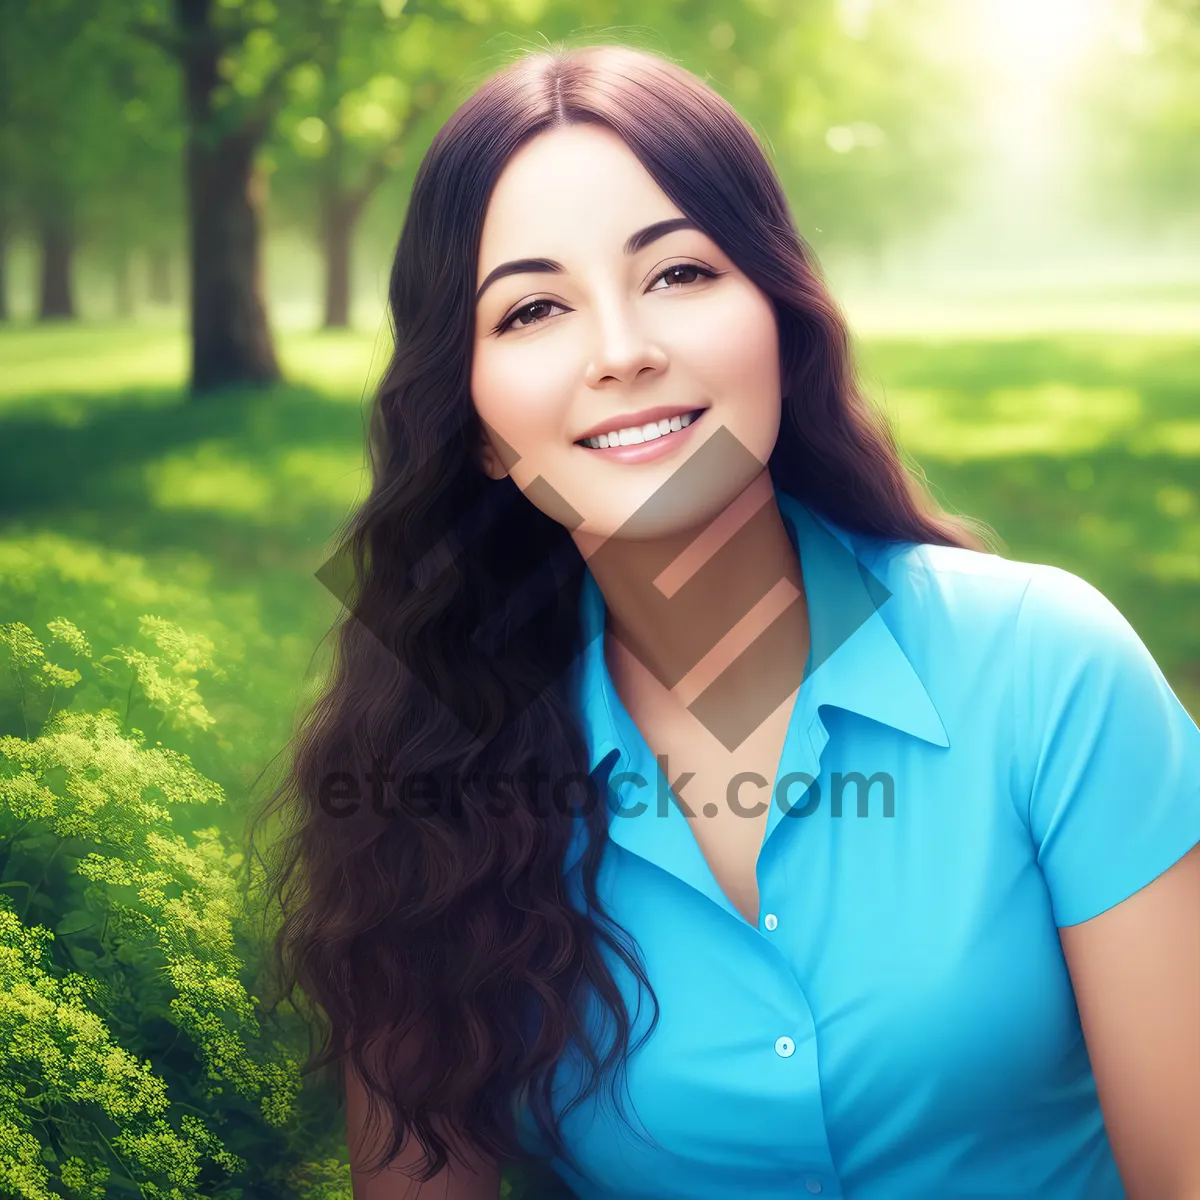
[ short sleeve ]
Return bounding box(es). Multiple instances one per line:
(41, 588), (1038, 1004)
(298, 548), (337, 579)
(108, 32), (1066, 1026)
(1013, 564), (1200, 928)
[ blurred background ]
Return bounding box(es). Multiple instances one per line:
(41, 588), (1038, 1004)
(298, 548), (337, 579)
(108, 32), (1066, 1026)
(0, 0), (1197, 1196)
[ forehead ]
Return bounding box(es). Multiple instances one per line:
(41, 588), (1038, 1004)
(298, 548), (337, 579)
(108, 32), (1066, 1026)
(476, 125), (684, 271)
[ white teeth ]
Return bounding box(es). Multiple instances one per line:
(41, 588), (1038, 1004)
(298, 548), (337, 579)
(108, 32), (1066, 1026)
(579, 409), (704, 450)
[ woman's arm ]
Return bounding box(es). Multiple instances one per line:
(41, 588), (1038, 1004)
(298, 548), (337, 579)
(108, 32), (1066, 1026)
(1059, 840), (1200, 1200)
(345, 1045), (502, 1200)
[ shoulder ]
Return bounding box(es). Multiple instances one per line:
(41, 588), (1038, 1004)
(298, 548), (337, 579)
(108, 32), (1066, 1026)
(849, 532), (1037, 645)
(847, 532), (1155, 729)
(854, 531), (1124, 646)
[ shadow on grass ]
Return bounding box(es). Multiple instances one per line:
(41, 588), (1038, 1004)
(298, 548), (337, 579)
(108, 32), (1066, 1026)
(0, 381), (370, 546)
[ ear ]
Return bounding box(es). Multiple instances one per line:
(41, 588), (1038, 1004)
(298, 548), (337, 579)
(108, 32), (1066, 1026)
(478, 441), (508, 481)
(476, 421), (513, 481)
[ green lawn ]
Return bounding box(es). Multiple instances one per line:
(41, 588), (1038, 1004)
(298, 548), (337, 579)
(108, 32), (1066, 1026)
(1, 319), (1197, 809)
(857, 331), (1200, 719)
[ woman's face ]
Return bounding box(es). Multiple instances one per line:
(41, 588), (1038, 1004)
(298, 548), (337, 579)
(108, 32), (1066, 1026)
(470, 123), (782, 545)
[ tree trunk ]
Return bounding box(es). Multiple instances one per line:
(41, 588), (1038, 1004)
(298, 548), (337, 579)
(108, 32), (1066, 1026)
(176, 0), (279, 393)
(321, 197), (358, 329)
(185, 130), (280, 392)
(37, 210), (76, 321)
(320, 128), (354, 330)
(147, 245), (173, 304)
(0, 210), (9, 322)
(319, 125), (387, 331)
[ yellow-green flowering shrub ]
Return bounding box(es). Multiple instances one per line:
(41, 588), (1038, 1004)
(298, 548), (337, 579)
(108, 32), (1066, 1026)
(0, 533), (322, 795)
(0, 619), (306, 1197)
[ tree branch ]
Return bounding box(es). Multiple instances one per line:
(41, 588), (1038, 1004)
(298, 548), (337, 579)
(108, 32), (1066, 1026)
(238, 40), (325, 145)
(339, 96), (436, 216)
(127, 19), (181, 59)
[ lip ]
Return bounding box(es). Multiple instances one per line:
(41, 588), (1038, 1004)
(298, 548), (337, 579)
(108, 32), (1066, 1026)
(574, 404), (709, 445)
(574, 407), (708, 465)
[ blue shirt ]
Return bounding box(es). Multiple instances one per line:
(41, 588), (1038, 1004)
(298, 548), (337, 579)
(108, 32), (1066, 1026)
(514, 484), (1200, 1199)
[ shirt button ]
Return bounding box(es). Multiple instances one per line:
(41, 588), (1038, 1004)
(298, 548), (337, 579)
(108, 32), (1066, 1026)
(774, 1035), (795, 1057)
(805, 1180), (823, 1194)
(763, 913), (778, 930)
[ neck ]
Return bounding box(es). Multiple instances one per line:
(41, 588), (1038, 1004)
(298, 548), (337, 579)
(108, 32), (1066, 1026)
(572, 471), (810, 753)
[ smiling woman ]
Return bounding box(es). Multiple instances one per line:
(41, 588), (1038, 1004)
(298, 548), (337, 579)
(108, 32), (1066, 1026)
(251, 41), (1200, 1200)
(470, 123), (782, 536)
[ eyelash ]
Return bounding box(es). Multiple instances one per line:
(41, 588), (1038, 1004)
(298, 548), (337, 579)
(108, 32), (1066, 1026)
(494, 262), (719, 335)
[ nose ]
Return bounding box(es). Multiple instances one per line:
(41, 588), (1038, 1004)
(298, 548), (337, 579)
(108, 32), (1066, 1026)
(584, 294), (669, 389)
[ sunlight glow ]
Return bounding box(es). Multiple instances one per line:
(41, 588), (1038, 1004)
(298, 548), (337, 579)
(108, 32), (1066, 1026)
(974, 0), (1104, 82)
(960, 0), (1140, 187)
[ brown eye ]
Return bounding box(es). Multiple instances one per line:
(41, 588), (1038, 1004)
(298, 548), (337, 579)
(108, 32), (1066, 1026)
(652, 263), (717, 289)
(497, 298), (566, 334)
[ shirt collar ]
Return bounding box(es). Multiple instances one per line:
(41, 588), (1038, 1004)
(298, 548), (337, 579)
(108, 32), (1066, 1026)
(574, 483), (949, 780)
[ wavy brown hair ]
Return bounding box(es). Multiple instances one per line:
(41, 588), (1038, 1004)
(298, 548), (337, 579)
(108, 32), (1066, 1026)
(248, 41), (994, 1190)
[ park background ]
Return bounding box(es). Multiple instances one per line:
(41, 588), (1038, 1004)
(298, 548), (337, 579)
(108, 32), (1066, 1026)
(0, 0), (1197, 1196)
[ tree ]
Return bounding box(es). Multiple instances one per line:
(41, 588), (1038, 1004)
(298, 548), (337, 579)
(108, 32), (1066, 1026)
(132, 0), (298, 391)
(131, 0), (492, 391)
(288, 19), (456, 329)
(0, 0), (17, 321)
(0, 0), (181, 324)
(0, 0), (102, 321)
(89, 23), (185, 320)
(269, 11), (467, 329)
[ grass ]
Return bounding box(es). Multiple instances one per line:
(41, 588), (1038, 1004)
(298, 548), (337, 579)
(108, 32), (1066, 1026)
(856, 331), (1200, 714)
(1, 319), (1197, 801)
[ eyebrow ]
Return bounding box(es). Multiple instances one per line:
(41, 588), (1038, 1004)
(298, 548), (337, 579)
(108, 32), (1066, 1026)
(474, 217), (700, 304)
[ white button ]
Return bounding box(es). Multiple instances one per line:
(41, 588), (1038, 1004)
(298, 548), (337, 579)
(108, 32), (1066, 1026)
(805, 1180), (823, 1194)
(774, 1035), (795, 1057)
(764, 913), (778, 931)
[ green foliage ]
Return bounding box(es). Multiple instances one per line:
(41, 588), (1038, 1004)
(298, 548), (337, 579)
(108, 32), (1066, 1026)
(0, 0), (182, 268)
(0, 618), (306, 1197)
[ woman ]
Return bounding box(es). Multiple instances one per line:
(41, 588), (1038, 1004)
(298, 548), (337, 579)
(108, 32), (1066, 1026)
(257, 43), (1200, 1200)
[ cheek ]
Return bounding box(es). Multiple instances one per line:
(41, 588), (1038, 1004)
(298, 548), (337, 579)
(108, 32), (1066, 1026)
(470, 343), (576, 449)
(671, 289), (781, 461)
(672, 288), (780, 396)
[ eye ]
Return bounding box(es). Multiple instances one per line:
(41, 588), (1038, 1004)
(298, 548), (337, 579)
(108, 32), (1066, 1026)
(493, 262), (718, 335)
(495, 298), (568, 335)
(649, 262), (717, 290)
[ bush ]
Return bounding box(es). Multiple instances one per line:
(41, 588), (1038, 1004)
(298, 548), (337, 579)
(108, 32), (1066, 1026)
(0, 616), (311, 1198)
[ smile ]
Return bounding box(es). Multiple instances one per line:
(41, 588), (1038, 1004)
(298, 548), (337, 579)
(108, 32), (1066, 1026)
(576, 408), (707, 450)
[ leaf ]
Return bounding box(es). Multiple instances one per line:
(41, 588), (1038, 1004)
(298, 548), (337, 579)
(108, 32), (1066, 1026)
(66, 942), (101, 974)
(104, 1176), (149, 1197)
(57, 908), (100, 936)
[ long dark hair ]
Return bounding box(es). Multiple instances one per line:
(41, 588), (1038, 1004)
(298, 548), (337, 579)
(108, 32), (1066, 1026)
(249, 41), (994, 1187)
